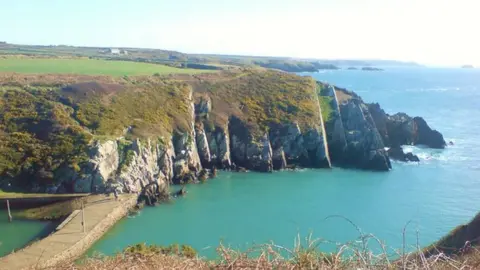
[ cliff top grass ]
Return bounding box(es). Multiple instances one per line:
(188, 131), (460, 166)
(0, 57), (215, 76)
(193, 69), (322, 136)
(56, 238), (480, 270)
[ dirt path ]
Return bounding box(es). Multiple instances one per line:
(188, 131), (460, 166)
(0, 194), (137, 270)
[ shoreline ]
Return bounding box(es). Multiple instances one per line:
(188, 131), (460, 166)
(0, 194), (137, 269)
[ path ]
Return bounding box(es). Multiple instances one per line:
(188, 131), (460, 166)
(0, 194), (137, 270)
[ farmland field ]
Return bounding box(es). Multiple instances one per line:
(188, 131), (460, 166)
(0, 57), (215, 76)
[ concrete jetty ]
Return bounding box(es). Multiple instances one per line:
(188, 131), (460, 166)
(0, 194), (137, 270)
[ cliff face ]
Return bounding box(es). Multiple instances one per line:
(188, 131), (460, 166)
(368, 103), (446, 149)
(0, 70), (446, 194)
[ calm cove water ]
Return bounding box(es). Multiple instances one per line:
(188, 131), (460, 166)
(88, 67), (480, 258)
(0, 211), (53, 256)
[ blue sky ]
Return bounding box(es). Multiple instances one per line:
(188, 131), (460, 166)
(1, 0), (478, 66)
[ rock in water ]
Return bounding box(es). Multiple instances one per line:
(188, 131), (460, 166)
(387, 146), (420, 162)
(413, 117), (446, 149)
(368, 104), (446, 149)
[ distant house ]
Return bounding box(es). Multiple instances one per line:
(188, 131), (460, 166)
(109, 48), (121, 55)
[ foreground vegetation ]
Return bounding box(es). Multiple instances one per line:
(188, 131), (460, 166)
(55, 237), (480, 270)
(0, 57), (214, 76)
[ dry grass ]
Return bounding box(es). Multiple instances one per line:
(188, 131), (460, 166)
(41, 217), (480, 270)
(44, 239), (480, 270)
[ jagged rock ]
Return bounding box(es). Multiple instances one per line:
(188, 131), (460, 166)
(229, 117), (273, 172)
(413, 117), (446, 149)
(73, 140), (119, 193)
(387, 146), (420, 162)
(368, 104), (446, 149)
(340, 99), (391, 171)
(207, 125), (232, 169)
(117, 139), (167, 193)
(172, 132), (202, 183)
(269, 122), (330, 168)
(269, 123), (306, 165)
(138, 182), (169, 206)
(198, 169), (209, 182)
(195, 123), (212, 168)
(322, 86), (347, 163)
(158, 140), (175, 183)
(302, 128), (331, 168)
(367, 103), (390, 146)
(272, 147), (287, 170)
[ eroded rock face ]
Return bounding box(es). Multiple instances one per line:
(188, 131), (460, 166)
(367, 103), (390, 146)
(340, 99), (391, 171)
(229, 117), (273, 172)
(118, 139), (167, 193)
(269, 122), (331, 169)
(368, 104), (446, 149)
(172, 132), (202, 183)
(324, 86), (347, 163)
(413, 117), (446, 149)
(272, 147), (287, 170)
(73, 140), (119, 193)
(206, 125), (232, 169)
(302, 128), (331, 168)
(195, 123), (212, 168)
(270, 123), (306, 165)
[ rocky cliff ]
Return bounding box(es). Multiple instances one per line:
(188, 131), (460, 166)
(0, 70), (446, 194)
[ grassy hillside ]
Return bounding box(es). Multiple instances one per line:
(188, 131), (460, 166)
(194, 70), (321, 136)
(0, 57), (213, 76)
(0, 69), (327, 189)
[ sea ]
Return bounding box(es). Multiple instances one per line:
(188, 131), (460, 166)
(9, 67), (480, 258)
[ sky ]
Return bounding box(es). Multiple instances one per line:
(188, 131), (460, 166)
(1, 0), (479, 66)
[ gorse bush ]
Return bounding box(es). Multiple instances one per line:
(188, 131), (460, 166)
(123, 243), (197, 259)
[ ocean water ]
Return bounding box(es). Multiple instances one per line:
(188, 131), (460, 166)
(88, 67), (480, 258)
(0, 211), (53, 256)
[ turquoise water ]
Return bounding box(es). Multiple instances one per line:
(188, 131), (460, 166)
(88, 67), (480, 257)
(0, 211), (52, 256)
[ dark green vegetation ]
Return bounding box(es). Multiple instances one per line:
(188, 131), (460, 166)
(0, 87), (93, 187)
(123, 243), (197, 259)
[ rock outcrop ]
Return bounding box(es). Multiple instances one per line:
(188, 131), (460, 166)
(387, 146), (420, 162)
(118, 139), (168, 193)
(340, 99), (391, 171)
(206, 125), (232, 169)
(368, 103), (446, 149)
(72, 140), (119, 193)
(229, 117), (273, 172)
(321, 85), (347, 164)
(195, 123), (212, 168)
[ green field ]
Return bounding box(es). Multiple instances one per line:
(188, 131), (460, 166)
(0, 58), (214, 76)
